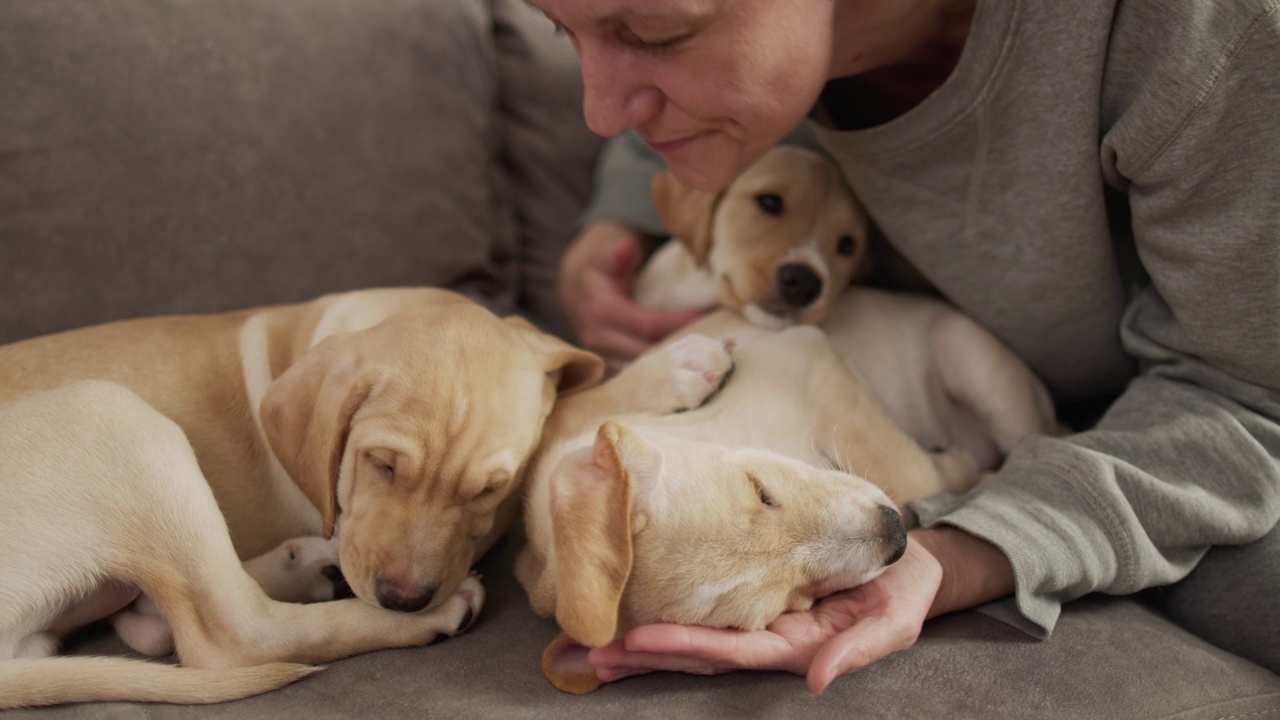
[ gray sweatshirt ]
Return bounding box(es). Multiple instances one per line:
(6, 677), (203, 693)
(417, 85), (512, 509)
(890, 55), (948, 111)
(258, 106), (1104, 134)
(579, 0), (1280, 637)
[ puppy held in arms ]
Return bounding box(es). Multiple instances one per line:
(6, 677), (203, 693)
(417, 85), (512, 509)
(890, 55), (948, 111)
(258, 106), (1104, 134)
(635, 145), (1063, 472)
(517, 324), (982, 695)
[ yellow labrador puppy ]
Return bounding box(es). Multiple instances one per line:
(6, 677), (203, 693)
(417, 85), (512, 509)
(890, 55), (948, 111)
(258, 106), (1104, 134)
(634, 145), (867, 328)
(636, 146), (1061, 471)
(0, 381), (482, 706)
(0, 288), (603, 704)
(517, 318), (980, 694)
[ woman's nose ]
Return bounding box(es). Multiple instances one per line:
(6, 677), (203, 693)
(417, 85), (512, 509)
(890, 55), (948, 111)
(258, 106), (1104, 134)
(578, 44), (662, 137)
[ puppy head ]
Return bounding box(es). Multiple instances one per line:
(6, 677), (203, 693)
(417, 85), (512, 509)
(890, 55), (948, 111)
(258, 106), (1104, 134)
(543, 422), (904, 675)
(652, 145), (869, 328)
(262, 303), (604, 613)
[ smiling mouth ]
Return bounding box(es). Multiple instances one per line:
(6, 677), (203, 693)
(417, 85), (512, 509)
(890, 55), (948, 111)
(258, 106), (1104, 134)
(643, 133), (701, 154)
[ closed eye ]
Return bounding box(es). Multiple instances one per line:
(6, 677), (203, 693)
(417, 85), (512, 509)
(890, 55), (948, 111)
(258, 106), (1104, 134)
(366, 452), (395, 484)
(748, 473), (779, 508)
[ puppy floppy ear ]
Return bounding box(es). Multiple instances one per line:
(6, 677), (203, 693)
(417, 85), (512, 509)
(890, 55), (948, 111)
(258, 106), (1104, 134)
(551, 421), (660, 648)
(503, 315), (605, 394)
(651, 172), (720, 266)
(541, 634), (603, 695)
(260, 336), (372, 538)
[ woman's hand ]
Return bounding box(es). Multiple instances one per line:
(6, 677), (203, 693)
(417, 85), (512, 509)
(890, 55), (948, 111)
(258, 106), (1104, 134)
(557, 222), (704, 370)
(587, 527), (1014, 693)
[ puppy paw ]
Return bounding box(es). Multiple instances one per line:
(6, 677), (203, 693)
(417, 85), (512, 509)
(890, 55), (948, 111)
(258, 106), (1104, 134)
(661, 334), (735, 412)
(245, 535), (344, 604)
(932, 449), (980, 493)
(428, 573), (486, 643)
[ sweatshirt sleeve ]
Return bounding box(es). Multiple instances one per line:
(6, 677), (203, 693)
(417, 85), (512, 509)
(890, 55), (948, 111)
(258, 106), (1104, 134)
(911, 3), (1280, 637)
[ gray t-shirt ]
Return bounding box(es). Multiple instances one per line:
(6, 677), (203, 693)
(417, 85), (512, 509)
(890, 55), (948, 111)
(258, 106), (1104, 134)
(580, 0), (1280, 637)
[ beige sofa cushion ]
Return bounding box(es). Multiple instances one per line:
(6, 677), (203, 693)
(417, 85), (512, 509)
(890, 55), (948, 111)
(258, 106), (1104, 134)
(0, 0), (515, 344)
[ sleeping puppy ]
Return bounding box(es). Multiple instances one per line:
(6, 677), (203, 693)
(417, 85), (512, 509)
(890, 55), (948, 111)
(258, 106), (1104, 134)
(636, 146), (1061, 470)
(517, 320), (980, 694)
(0, 288), (603, 655)
(0, 288), (603, 611)
(0, 381), (485, 707)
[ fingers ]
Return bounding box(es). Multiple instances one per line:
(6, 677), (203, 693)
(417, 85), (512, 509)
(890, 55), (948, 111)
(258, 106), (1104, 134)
(804, 539), (942, 693)
(572, 275), (703, 363)
(588, 623), (809, 682)
(806, 614), (920, 694)
(609, 235), (646, 296)
(558, 224), (704, 363)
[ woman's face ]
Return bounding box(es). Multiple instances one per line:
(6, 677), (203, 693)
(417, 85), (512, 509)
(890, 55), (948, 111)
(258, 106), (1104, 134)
(529, 0), (836, 192)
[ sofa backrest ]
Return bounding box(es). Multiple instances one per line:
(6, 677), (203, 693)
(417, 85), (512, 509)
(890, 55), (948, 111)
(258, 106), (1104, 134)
(0, 0), (599, 344)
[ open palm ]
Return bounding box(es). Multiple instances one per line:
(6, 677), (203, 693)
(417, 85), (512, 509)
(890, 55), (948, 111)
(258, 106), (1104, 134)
(588, 536), (943, 693)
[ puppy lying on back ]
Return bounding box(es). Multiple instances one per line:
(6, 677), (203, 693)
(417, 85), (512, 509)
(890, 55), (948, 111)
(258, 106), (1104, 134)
(635, 146), (1061, 470)
(517, 321), (980, 694)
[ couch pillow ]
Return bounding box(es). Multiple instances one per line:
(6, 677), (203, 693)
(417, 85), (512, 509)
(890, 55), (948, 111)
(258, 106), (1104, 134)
(0, 0), (515, 343)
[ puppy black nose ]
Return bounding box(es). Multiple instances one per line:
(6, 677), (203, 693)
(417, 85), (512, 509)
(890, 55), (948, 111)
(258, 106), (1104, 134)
(322, 564), (355, 600)
(776, 264), (823, 308)
(878, 505), (908, 566)
(374, 577), (437, 613)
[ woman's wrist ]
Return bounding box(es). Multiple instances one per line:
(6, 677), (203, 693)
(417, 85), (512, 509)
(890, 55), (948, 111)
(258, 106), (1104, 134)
(909, 526), (1015, 619)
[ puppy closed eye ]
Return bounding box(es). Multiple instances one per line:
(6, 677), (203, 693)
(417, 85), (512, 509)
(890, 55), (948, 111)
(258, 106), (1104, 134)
(756, 193), (784, 216)
(748, 474), (780, 508)
(464, 472), (510, 504)
(365, 452), (395, 484)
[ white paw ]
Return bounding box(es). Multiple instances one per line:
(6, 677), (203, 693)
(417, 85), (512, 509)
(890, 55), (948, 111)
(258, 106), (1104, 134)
(245, 535), (344, 604)
(435, 573), (486, 639)
(662, 334), (735, 412)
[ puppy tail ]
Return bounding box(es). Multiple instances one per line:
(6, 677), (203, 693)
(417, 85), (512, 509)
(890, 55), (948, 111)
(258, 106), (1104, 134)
(0, 656), (320, 709)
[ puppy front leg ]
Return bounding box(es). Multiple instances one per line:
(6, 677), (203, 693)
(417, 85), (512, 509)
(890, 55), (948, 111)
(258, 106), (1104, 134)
(252, 575), (484, 665)
(550, 333), (734, 434)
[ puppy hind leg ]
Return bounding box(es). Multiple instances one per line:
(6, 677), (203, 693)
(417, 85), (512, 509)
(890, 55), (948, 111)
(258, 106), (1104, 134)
(929, 315), (1062, 461)
(122, 452), (483, 668)
(807, 346), (967, 507)
(112, 534), (342, 656)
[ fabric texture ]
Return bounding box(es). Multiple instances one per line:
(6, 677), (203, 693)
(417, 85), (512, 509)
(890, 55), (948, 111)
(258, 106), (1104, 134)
(0, 0), (517, 344)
